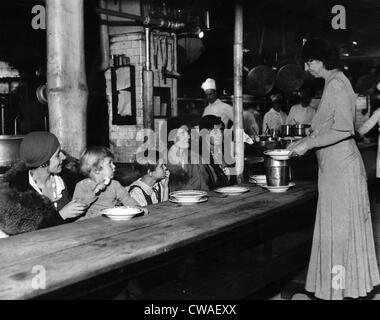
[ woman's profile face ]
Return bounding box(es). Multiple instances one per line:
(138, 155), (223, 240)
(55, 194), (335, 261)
(175, 125), (190, 149)
(48, 147), (66, 174)
(305, 59), (324, 78)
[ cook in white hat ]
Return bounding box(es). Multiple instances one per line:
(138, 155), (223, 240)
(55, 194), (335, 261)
(201, 78), (233, 128)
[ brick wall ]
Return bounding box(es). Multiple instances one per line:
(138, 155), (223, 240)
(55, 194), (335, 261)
(105, 30), (176, 163)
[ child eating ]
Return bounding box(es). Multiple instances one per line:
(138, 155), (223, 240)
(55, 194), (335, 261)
(73, 146), (139, 220)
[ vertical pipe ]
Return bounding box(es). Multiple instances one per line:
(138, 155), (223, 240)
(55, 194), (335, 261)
(46, 0), (88, 158)
(99, 0), (110, 71)
(143, 27), (154, 130)
(233, 1), (244, 182)
(205, 11), (210, 30)
(1, 106), (4, 135)
(171, 33), (178, 116)
(145, 27), (151, 70)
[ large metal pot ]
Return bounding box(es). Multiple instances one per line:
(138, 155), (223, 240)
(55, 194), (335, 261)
(293, 124), (311, 137)
(281, 124), (293, 137)
(0, 135), (24, 167)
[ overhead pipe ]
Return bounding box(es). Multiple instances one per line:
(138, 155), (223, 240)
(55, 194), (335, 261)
(95, 7), (186, 31)
(233, 1), (244, 183)
(143, 16), (185, 30)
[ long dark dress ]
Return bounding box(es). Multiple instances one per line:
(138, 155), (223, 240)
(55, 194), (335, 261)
(305, 70), (380, 299)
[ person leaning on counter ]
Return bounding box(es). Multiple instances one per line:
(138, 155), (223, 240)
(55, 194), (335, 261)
(0, 132), (86, 238)
(287, 38), (380, 300)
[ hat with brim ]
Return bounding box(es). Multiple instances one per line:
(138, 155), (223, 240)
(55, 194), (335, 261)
(302, 38), (339, 67)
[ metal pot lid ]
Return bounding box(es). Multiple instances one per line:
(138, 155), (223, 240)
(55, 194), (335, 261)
(275, 64), (305, 93)
(246, 65), (275, 95)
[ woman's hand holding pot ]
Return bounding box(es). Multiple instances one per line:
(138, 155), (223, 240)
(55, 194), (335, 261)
(287, 138), (309, 157)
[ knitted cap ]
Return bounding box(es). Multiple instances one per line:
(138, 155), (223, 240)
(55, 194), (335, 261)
(20, 132), (60, 168)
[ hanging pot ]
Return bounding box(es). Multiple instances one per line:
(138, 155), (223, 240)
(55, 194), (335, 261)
(275, 64), (305, 93)
(246, 65), (275, 95)
(0, 135), (24, 168)
(36, 84), (48, 105)
(355, 75), (377, 95)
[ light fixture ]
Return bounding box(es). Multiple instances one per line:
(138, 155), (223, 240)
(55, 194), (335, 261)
(352, 41), (358, 45)
(343, 65), (349, 70)
(177, 26), (205, 39)
(342, 53), (350, 57)
(194, 26), (204, 39)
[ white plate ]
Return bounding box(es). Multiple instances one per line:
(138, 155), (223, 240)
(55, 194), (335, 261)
(262, 182), (295, 193)
(214, 186), (250, 195)
(102, 206), (145, 221)
(169, 197), (208, 205)
(169, 190), (208, 201)
(263, 149), (292, 160)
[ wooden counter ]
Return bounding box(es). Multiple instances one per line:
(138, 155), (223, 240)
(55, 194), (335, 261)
(0, 181), (318, 300)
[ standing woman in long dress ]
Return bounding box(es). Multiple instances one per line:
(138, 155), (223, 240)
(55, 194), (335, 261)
(288, 38), (380, 299)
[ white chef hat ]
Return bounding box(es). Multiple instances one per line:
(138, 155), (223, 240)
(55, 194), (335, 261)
(201, 78), (216, 92)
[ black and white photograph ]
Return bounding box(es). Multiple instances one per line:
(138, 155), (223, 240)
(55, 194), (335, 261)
(1, 0), (380, 305)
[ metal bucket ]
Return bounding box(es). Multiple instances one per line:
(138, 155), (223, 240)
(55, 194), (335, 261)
(0, 135), (24, 167)
(264, 157), (289, 186)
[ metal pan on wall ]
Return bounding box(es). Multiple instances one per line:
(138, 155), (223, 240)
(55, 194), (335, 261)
(246, 65), (275, 95)
(36, 84), (48, 105)
(275, 64), (305, 93)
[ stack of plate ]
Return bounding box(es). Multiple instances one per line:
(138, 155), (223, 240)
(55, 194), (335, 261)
(263, 149), (292, 161)
(102, 206), (145, 221)
(214, 186), (250, 196)
(169, 190), (208, 205)
(249, 174), (267, 186)
(261, 182), (296, 193)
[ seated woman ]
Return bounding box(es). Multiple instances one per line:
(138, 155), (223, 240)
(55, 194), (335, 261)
(164, 117), (209, 192)
(0, 132), (86, 237)
(199, 115), (236, 189)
